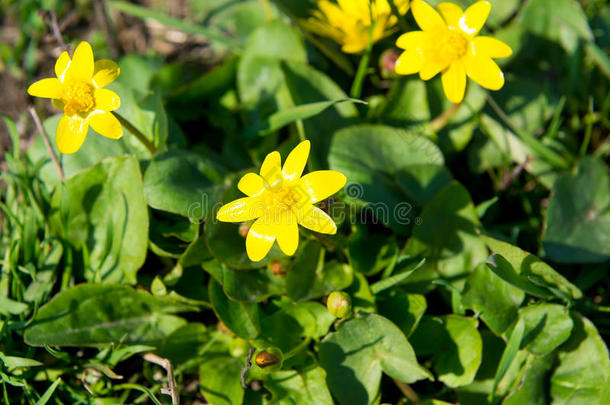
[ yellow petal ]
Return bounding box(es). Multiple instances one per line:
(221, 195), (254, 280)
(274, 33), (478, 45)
(318, 1), (345, 27)
(297, 170), (346, 204)
(395, 49), (425, 75)
(27, 78), (62, 99)
(419, 58), (448, 80)
(459, 0), (491, 36)
(216, 197), (262, 222)
(92, 59), (120, 88)
(89, 111), (123, 139)
(260, 151), (282, 186)
(56, 114), (89, 154)
(441, 60), (467, 103)
(282, 140), (310, 183)
(66, 41), (94, 82)
(472, 36), (512, 58)
(238, 173), (267, 197)
(465, 54), (504, 90)
(342, 41), (367, 54)
(55, 51), (71, 82)
(437, 2), (463, 29)
(275, 217), (299, 256)
(297, 205), (337, 235)
(412, 0), (446, 32)
(246, 218), (276, 261)
(94, 88), (121, 112)
(396, 31), (428, 50)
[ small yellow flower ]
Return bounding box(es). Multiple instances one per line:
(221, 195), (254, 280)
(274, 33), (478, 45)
(217, 141), (346, 262)
(27, 41), (123, 154)
(395, 0), (512, 103)
(304, 0), (410, 54)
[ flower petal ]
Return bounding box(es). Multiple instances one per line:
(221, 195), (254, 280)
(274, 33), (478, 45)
(419, 58), (448, 80)
(216, 197), (262, 222)
(246, 218), (276, 261)
(27, 78), (62, 99)
(94, 88), (121, 112)
(282, 140), (310, 183)
(89, 111), (123, 139)
(260, 151), (282, 186)
(55, 51), (71, 81)
(395, 49), (425, 75)
(441, 60), (467, 103)
(472, 36), (512, 58)
(396, 31), (428, 50)
(297, 170), (346, 204)
(459, 0), (491, 36)
(238, 173), (267, 197)
(56, 114), (89, 154)
(297, 205), (337, 235)
(66, 41), (94, 82)
(275, 216), (299, 256)
(437, 2), (463, 29)
(412, 0), (446, 32)
(465, 54), (505, 90)
(92, 59), (120, 88)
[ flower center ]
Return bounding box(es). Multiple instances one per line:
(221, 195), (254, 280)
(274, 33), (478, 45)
(440, 30), (469, 61)
(261, 183), (307, 220)
(62, 81), (96, 116)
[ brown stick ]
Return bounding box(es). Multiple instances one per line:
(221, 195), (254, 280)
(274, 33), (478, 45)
(500, 156), (533, 191)
(240, 347), (255, 389)
(28, 107), (64, 180)
(94, 0), (120, 58)
(46, 10), (67, 49)
(393, 378), (420, 404)
(143, 353), (179, 405)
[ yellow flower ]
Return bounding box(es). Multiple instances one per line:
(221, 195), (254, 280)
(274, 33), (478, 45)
(395, 0), (512, 103)
(217, 141), (346, 262)
(27, 41), (122, 154)
(304, 0), (410, 54)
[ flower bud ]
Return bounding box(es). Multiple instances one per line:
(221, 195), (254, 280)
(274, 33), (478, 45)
(379, 49), (399, 79)
(269, 260), (285, 276)
(229, 338), (249, 358)
(239, 222), (250, 238)
(327, 291), (352, 318)
(254, 347), (283, 372)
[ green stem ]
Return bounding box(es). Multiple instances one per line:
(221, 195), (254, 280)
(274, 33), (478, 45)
(579, 98), (594, 158)
(112, 112), (157, 155)
(350, 7), (375, 98)
(486, 94), (569, 170)
(429, 102), (462, 132)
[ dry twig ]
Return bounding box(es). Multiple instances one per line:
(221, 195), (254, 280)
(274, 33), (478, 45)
(143, 353), (179, 405)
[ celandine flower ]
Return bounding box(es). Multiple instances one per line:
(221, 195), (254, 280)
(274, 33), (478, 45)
(217, 141), (346, 262)
(395, 0), (512, 103)
(304, 0), (409, 54)
(27, 41), (122, 154)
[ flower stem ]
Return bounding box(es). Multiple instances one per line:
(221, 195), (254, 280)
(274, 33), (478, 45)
(429, 102), (462, 132)
(486, 94), (569, 170)
(28, 106), (64, 180)
(579, 97), (594, 158)
(350, 8), (375, 99)
(112, 112), (157, 155)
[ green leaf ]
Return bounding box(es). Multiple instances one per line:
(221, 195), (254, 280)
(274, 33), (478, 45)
(348, 224), (398, 276)
(158, 323), (207, 365)
(50, 156), (148, 284)
(376, 291), (426, 338)
(329, 124), (444, 232)
(35, 378), (61, 405)
(208, 278), (261, 339)
(370, 258), (426, 295)
(516, 303), (573, 356)
(0, 354), (43, 369)
(395, 164), (453, 207)
(503, 354), (554, 405)
(265, 362), (333, 405)
(521, 0), (593, 52)
(243, 98), (366, 138)
(107, 1), (242, 50)
(543, 157), (610, 263)
(199, 356), (244, 405)
(319, 313), (431, 405)
(405, 182), (487, 277)
(490, 317), (525, 400)
(0, 297), (29, 316)
(551, 314), (610, 404)
(462, 263), (525, 335)
(24, 284), (192, 346)
(484, 236), (583, 300)
(411, 315), (483, 388)
(144, 150), (226, 220)
(204, 259), (285, 303)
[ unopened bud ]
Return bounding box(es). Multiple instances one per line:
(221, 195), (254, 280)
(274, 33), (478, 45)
(269, 260), (285, 276)
(255, 347), (283, 371)
(379, 49), (400, 79)
(239, 222), (250, 238)
(327, 291), (352, 318)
